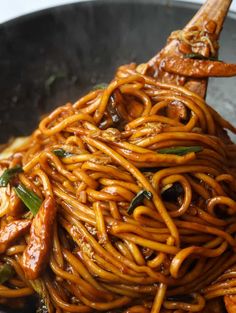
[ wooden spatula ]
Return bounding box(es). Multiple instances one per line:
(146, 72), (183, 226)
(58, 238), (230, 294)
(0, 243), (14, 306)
(146, 0), (234, 98)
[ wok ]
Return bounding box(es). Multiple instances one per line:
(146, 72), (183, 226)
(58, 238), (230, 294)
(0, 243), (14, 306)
(0, 0), (235, 312)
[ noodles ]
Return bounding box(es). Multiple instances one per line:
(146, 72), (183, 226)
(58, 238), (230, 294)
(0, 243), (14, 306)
(0, 62), (235, 313)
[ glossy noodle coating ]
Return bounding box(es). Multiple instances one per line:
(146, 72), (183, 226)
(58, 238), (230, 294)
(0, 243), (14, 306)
(0, 64), (235, 313)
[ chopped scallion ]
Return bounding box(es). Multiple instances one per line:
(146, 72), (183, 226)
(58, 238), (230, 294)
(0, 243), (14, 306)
(14, 184), (42, 216)
(0, 165), (23, 187)
(157, 146), (203, 156)
(127, 190), (152, 215)
(53, 148), (72, 158)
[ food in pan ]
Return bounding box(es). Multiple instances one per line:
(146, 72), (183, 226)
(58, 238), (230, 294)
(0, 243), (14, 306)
(0, 0), (236, 312)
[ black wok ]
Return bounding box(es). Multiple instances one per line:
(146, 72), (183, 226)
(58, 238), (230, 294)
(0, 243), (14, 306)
(0, 0), (235, 312)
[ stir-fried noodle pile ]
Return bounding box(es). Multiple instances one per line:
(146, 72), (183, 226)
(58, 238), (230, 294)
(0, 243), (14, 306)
(0, 63), (235, 313)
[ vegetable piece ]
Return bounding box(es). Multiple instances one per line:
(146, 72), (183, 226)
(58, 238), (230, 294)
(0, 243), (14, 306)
(127, 190), (152, 215)
(0, 219), (31, 253)
(158, 146), (203, 156)
(53, 148), (72, 158)
(161, 183), (184, 202)
(14, 184), (42, 216)
(92, 83), (108, 91)
(0, 263), (14, 284)
(184, 53), (219, 61)
(0, 165), (23, 187)
(99, 90), (127, 131)
(22, 196), (56, 280)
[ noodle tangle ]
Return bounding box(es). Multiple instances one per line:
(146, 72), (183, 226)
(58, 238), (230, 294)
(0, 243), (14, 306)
(0, 63), (235, 313)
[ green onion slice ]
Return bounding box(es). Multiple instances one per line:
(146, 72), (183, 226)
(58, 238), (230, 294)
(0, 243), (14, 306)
(157, 146), (203, 156)
(127, 190), (152, 215)
(0, 165), (23, 187)
(14, 184), (42, 216)
(53, 148), (72, 158)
